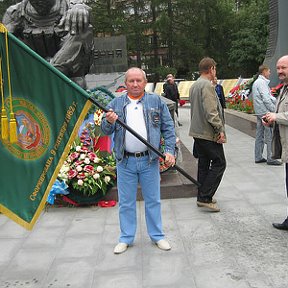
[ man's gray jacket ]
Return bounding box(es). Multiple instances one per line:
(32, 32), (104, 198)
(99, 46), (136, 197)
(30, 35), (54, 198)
(189, 76), (226, 142)
(252, 74), (276, 115)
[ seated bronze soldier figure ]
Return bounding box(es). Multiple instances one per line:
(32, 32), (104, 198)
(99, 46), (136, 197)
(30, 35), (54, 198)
(3, 0), (94, 88)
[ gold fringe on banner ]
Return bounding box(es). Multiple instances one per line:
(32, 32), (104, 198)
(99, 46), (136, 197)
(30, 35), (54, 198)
(1, 108), (8, 140)
(0, 24), (18, 143)
(0, 57), (8, 140)
(0, 24), (7, 33)
(9, 113), (17, 143)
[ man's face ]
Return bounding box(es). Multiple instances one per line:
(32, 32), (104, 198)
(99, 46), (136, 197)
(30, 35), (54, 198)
(263, 69), (271, 79)
(125, 69), (147, 97)
(212, 77), (217, 85)
(209, 66), (216, 81)
(29, 0), (56, 15)
(277, 57), (288, 83)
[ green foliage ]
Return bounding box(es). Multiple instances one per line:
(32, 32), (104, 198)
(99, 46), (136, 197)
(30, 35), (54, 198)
(85, 86), (115, 118)
(152, 66), (177, 80)
(73, 0), (270, 79)
(228, 0), (269, 77)
(1, 0), (269, 80)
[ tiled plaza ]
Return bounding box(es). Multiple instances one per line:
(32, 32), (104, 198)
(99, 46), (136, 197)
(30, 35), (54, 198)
(0, 106), (287, 288)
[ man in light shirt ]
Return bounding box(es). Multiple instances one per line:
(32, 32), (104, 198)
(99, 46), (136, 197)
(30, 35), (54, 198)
(252, 64), (281, 165)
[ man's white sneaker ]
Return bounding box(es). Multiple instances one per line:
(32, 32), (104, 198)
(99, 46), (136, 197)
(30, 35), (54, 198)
(156, 239), (171, 251)
(114, 243), (128, 254)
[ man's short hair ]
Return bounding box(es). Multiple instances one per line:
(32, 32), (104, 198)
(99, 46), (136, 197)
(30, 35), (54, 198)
(124, 67), (147, 82)
(166, 74), (174, 79)
(258, 64), (269, 74)
(199, 57), (217, 73)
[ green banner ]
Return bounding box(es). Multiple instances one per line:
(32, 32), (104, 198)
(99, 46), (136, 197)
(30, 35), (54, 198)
(0, 29), (92, 230)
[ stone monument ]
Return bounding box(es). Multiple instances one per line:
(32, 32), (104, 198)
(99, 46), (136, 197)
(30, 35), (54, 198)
(2, 0), (94, 89)
(264, 0), (288, 86)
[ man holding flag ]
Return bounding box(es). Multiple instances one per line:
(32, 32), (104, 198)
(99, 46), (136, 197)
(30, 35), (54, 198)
(101, 67), (176, 254)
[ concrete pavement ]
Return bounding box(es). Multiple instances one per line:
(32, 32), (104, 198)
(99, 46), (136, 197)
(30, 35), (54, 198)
(0, 106), (288, 288)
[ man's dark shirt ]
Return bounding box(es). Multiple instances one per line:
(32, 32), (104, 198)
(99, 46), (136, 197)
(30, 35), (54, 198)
(163, 82), (180, 102)
(215, 84), (226, 109)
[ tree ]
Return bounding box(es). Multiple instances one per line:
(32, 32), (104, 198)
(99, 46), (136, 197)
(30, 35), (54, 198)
(156, 0), (235, 78)
(1, 0), (269, 80)
(228, 0), (269, 77)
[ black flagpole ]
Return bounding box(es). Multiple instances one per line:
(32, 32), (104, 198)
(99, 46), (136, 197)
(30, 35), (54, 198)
(88, 94), (201, 187)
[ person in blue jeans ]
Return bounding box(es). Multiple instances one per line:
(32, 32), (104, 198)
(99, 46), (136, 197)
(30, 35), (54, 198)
(101, 67), (176, 254)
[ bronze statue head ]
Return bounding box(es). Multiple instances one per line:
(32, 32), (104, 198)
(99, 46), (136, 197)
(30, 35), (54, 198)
(29, 0), (56, 16)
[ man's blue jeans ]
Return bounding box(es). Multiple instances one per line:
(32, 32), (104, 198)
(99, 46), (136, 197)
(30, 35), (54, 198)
(255, 116), (273, 162)
(116, 155), (164, 244)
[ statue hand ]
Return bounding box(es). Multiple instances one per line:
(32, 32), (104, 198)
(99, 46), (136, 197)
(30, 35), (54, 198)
(59, 4), (91, 35)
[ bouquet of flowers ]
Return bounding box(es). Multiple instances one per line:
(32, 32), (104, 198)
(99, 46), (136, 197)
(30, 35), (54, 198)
(58, 120), (116, 197)
(58, 87), (117, 197)
(58, 121), (116, 197)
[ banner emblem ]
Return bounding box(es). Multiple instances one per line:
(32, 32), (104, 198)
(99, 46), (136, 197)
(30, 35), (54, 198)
(2, 98), (50, 160)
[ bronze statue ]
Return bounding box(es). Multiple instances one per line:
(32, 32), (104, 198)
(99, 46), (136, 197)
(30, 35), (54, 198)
(2, 0), (94, 88)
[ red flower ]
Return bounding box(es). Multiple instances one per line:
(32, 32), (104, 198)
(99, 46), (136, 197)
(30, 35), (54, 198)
(68, 169), (77, 179)
(88, 152), (97, 161)
(84, 165), (94, 173)
(77, 172), (86, 179)
(81, 146), (89, 152)
(69, 152), (79, 161)
(75, 160), (84, 166)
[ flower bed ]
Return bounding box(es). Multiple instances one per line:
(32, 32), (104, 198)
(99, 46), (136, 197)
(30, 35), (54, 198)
(226, 77), (256, 114)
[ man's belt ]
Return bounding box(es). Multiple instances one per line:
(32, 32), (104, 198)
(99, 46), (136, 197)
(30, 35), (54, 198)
(124, 151), (149, 157)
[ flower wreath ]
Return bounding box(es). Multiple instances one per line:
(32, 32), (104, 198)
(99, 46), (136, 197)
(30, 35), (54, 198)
(55, 87), (117, 200)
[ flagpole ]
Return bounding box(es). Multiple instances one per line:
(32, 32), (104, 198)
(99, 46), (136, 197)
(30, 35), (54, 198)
(87, 93), (201, 187)
(4, 32), (200, 187)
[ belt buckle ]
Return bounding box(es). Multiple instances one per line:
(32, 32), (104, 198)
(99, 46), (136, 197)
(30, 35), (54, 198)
(135, 152), (142, 157)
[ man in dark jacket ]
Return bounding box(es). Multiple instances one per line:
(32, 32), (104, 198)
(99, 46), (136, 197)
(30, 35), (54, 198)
(163, 74), (182, 126)
(212, 76), (226, 110)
